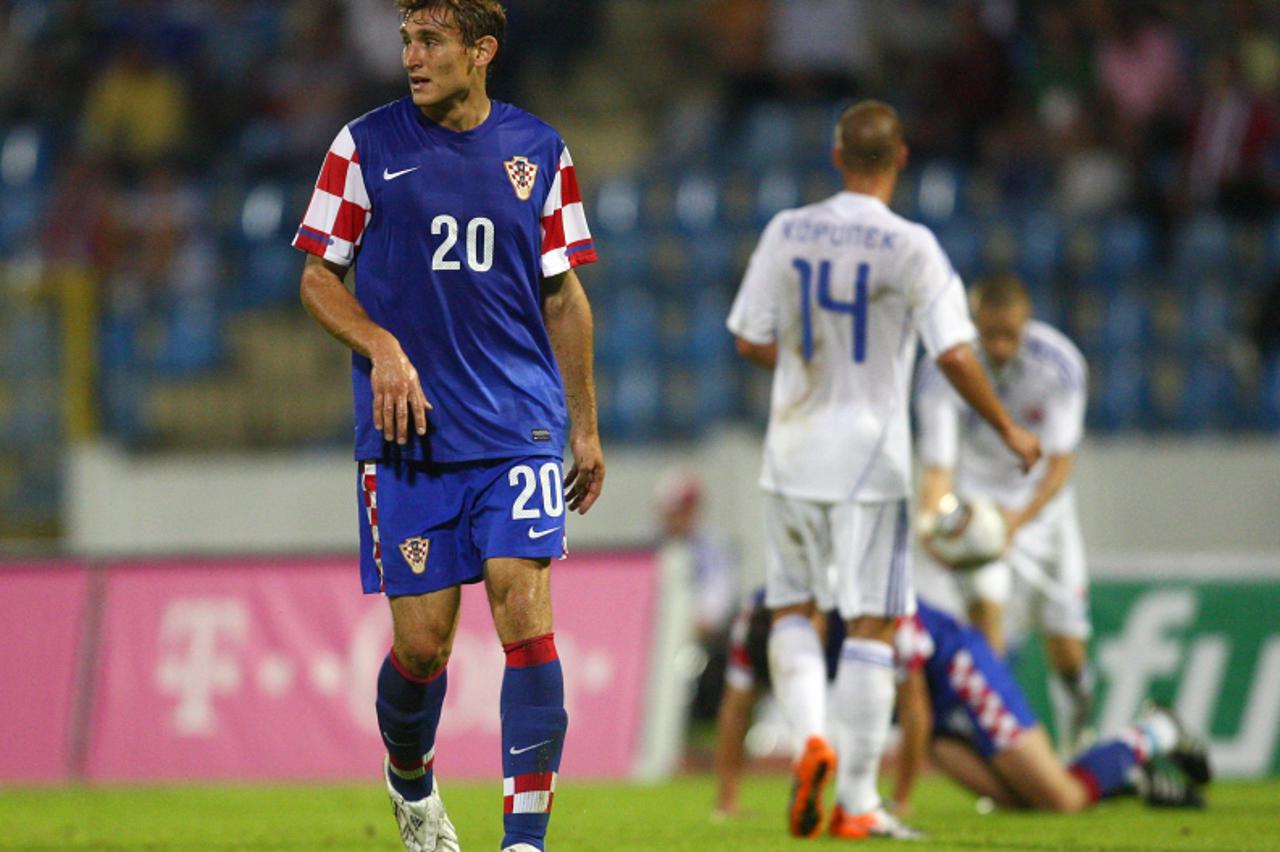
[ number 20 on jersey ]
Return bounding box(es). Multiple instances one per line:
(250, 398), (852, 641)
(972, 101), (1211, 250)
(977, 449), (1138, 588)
(793, 258), (869, 363)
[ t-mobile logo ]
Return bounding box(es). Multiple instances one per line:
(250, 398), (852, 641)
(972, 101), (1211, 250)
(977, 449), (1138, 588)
(154, 598), (249, 736)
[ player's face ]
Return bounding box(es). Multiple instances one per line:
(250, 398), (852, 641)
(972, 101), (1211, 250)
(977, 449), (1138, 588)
(975, 304), (1029, 368)
(401, 9), (478, 110)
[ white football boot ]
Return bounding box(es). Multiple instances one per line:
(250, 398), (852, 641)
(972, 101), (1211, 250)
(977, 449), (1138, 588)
(501, 845), (540, 852)
(385, 758), (461, 852)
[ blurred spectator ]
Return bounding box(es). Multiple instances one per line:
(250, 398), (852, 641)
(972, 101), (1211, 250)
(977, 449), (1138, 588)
(654, 469), (740, 723)
(40, 153), (115, 271)
(1023, 4), (1095, 136)
(1054, 105), (1135, 217)
(930, 1), (1013, 161)
(254, 2), (362, 167)
(1183, 54), (1279, 218)
(1092, 2), (1187, 138)
(1231, 0), (1280, 100)
(703, 0), (773, 121)
(81, 38), (189, 169)
(766, 0), (873, 101)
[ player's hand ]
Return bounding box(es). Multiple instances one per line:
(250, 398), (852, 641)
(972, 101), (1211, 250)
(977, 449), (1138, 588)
(564, 430), (604, 514)
(1000, 423), (1041, 473)
(369, 334), (431, 445)
(998, 505), (1023, 549)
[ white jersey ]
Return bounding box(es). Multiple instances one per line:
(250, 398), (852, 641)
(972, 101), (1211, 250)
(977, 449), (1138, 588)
(915, 319), (1087, 520)
(727, 191), (976, 503)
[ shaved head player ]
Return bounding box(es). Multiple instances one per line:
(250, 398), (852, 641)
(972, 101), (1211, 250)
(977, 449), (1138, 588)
(728, 100), (1040, 840)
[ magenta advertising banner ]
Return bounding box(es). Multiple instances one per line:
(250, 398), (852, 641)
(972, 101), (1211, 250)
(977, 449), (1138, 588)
(83, 552), (656, 782)
(0, 562), (90, 782)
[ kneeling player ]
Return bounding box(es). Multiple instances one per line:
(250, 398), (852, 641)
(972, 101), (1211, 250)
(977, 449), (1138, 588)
(892, 600), (1210, 814)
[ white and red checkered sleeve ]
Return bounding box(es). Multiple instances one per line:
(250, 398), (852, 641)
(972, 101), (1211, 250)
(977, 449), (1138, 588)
(293, 125), (371, 267)
(540, 145), (597, 277)
(893, 614), (934, 680)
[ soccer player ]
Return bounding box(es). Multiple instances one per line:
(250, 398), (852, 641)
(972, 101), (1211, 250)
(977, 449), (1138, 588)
(915, 273), (1093, 755)
(892, 599), (1210, 814)
(726, 100), (1041, 839)
(293, 3), (603, 851)
(713, 595), (1209, 826)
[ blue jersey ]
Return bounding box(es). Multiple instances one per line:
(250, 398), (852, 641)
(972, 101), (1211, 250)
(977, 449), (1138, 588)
(294, 97), (597, 463)
(896, 599), (1037, 756)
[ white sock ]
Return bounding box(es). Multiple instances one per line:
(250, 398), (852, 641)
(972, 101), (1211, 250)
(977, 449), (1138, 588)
(832, 638), (895, 814)
(1049, 665), (1095, 754)
(1140, 712), (1179, 757)
(767, 614), (829, 754)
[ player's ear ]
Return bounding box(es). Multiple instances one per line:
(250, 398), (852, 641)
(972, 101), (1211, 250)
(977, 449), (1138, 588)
(471, 34), (499, 69)
(831, 146), (844, 174)
(897, 142), (909, 172)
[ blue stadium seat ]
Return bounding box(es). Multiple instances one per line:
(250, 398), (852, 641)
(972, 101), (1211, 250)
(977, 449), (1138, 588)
(1184, 283), (1232, 348)
(742, 104), (799, 170)
(673, 172), (720, 233)
(914, 161), (966, 224)
(1175, 356), (1235, 431)
(935, 219), (983, 281)
(0, 124), (54, 190)
(612, 362), (661, 440)
(156, 295), (222, 376)
(1098, 287), (1151, 351)
(1095, 216), (1155, 281)
(593, 175), (642, 236)
(755, 168), (801, 225)
(1089, 353), (1149, 432)
(0, 187), (44, 253)
(1173, 213), (1233, 276)
(1259, 354), (1280, 430)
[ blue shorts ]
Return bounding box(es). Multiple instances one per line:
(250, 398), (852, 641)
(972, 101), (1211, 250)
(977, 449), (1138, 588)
(929, 640), (1038, 758)
(357, 455), (566, 596)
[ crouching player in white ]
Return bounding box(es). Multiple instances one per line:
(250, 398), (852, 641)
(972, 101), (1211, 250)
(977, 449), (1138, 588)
(728, 101), (1040, 840)
(916, 274), (1093, 754)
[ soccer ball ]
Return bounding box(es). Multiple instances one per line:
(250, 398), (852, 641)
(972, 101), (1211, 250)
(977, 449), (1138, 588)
(928, 494), (1007, 571)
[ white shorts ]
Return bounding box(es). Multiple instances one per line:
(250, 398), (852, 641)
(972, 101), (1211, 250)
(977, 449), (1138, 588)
(956, 508), (1090, 640)
(763, 494), (913, 620)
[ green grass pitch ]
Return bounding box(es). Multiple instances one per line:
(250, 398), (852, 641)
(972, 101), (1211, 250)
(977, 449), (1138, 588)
(1, 774), (1277, 850)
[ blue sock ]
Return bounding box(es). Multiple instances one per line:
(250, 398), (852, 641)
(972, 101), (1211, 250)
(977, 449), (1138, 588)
(376, 649), (447, 801)
(1068, 738), (1142, 802)
(500, 633), (568, 852)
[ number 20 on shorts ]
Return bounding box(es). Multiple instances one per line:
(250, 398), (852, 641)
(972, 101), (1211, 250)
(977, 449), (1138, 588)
(509, 461), (565, 520)
(793, 258), (869, 363)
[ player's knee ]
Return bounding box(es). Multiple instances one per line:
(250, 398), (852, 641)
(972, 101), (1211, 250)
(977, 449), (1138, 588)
(393, 633), (453, 679)
(1042, 786), (1088, 813)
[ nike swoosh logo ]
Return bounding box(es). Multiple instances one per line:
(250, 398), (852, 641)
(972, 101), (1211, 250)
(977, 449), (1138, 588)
(508, 739), (553, 755)
(528, 527), (560, 540)
(383, 167), (419, 181)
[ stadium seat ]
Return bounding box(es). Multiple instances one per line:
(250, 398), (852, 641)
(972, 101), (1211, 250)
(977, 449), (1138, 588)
(1096, 216), (1156, 281)
(593, 175), (642, 235)
(754, 168), (801, 225)
(156, 295), (222, 376)
(1173, 212), (1233, 276)
(1015, 212), (1065, 283)
(0, 124), (53, 189)
(935, 219), (983, 281)
(1089, 353), (1149, 432)
(673, 172), (720, 233)
(741, 104), (799, 170)
(914, 161), (966, 224)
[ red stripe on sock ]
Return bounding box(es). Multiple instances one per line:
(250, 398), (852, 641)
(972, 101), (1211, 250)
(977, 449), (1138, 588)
(503, 795), (514, 814)
(389, 648), (445, 685)
(513, 771), (556, 793)
(503, 633), (558, 668)
(1068, 765), (1102, 803)
(387, 752), (423, 772)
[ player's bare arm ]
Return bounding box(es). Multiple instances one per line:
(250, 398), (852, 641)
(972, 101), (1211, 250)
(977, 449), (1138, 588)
(893, 668), (933, 815)
(1004, 453), (1073, 535)
(299, 254), (430, 445)
(541, 267), (604, 514)
(733, 336), (777, 370)
(935, 342), (1041, 472)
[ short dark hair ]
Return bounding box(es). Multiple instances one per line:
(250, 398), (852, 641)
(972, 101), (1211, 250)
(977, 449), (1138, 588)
(835, 100), (904, 175)
(395, 0), (506, 52)
(973, 273), (1032, 312)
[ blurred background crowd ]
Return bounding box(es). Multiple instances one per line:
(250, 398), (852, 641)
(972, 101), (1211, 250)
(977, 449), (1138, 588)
(2, 0), (1280, 541)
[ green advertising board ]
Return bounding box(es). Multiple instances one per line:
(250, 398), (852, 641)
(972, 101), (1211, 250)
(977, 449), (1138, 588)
(1013, 570), (1280, 778)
